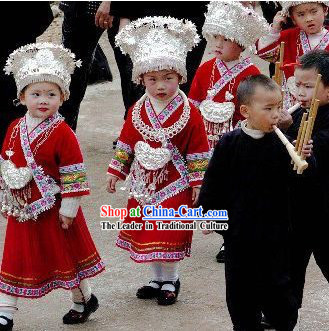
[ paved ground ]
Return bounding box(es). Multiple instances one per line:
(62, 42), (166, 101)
(0, 6), (328, 330)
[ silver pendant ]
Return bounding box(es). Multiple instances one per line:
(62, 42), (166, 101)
(0, 159), (33, 189)
(199, 100), (235, 124)
(135, 141), (171, 171)
(5, 150), (14, 158)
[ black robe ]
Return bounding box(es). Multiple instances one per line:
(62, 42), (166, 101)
(198, 128), (302, 330)
(287, 104), (329, 225)
(286, 104), (329, 308)
(198, 129), (295, 242)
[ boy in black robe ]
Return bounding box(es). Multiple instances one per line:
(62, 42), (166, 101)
(286, 50), (329, 312)
(198, 74), (313, 331)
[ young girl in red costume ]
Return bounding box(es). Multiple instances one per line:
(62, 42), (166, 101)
(257, 1), (329, 109)
(107, 16), (210, 306)
(0, 43), (105, 330)
(189, 1), (269, 151)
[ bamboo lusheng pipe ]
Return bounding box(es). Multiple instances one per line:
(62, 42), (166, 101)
(294, 112), (307, 153)
(299, 99), (320, 162)
(273, 125), (308, 174)
(273, 42), (285, 86)
(309, 99), (320, 137)
(310, 74), (322, 112)
(291, 112), (307, 165)
(294, 119), (308, 171)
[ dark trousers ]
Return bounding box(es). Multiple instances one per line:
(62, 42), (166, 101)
(60, 12), (143, 130)
(289, 189), (329, 308)
(225, 237), (298, 331)
(180, 16), (206, 95)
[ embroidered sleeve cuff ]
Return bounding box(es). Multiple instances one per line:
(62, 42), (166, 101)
(59, 197), (81, 218)
(186, 151), (211, 187)
(108, 140), (134, 180)
(59, 163), (90, 198)
(257, 44), (280, 62)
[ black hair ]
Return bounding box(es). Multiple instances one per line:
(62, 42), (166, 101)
(299, 50), (329, 86)
(289, 2), (327, 17)
(237, 74), (280, 107)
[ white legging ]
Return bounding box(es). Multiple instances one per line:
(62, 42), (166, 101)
(151, 261), (179, 282)
(0, 279), (91, 317)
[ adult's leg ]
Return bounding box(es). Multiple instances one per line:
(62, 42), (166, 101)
(107, 17), (144, 119)
(59, 10), (103, 130)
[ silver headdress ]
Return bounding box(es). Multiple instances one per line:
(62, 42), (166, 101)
(4, 42), (82, 101)
(280, 1), (329, 16)
(202, 1), (270, 49)
(115, 16), (200, 84)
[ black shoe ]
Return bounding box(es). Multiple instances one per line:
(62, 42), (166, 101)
(63, 293), (99, 324)
(0, 316), (13, 331)
(216, 243), (225, 263)
(261, 314), (275, 329)
(136, 280), (163, 299)
(157, 279), (180, 306)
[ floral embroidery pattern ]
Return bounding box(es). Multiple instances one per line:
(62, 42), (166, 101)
(59, 163), (89, 195)
(116, 140), (132, 154)
(109, 140), (134, 177)
(141, 102), (190, 205)
(188, 98), (201, 109)
(208, 58), (252, 100)
(186, 152), (210, 183)
(258, 46), (280, 63)
(300, 30), (329, 55)
(154, 94), (183, 124)
(186, 151), (212, 161)
(0, 261), (105, 298)
(20, 119), (57, 219)
(116, 238), (190, 262)
(28, 113), (64, 144)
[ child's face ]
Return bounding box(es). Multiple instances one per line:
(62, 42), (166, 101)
(20, 82), (63, 120)
(142, 70), (180, 101)
(295, 67), (329, 107)
(240, 86), (282, 132)
(291, 3), (327, 34)
(211, 35), (243, 62)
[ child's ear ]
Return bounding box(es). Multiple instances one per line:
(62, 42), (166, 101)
(19, 93), (26, 105)
(240, 104), (249, 118)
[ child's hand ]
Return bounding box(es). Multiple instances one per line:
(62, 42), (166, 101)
(301, 139), (313, 158)
(278, 109), (293, 130)
(192, 187), (200, 206)
(59, 214), (74, 230)
(272, 11), (287, 32)
(107, 175), (119, 193)
(202, 229), (214, 235)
